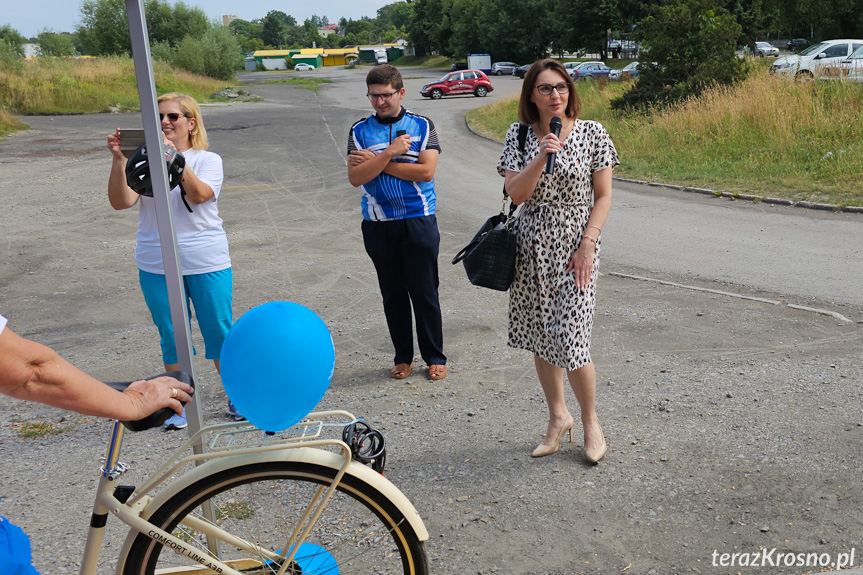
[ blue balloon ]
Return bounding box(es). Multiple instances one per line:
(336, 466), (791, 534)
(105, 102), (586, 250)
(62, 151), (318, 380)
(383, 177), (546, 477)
(220, 302), (335, 432)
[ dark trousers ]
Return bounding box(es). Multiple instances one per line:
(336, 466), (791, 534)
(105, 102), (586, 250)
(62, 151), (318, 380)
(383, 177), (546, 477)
(362, 215), (446, 366)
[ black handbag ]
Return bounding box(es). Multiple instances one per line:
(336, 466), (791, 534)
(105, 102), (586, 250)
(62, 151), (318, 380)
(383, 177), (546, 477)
(451, 122), (528, 292)
(451, 194), (518, 291)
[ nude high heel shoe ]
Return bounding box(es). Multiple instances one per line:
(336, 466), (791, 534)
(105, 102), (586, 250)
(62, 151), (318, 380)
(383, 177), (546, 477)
(531, 419), (574, 458)
(584, 425), (607, 464)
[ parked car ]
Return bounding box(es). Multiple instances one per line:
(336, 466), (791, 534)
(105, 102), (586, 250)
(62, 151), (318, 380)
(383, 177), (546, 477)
(609, 61), (640, 80)
(294, 63), (315, 71)
(755, 41), (780, 57)
(565, 61), (603, 77)
(830, 44), (863, 82)
(451, 62), (468, 71)
(787, 38), (809, 52)
(514, 63), (532, 78)
(420, 69), (494, 99)
(570, 62), (613, 81)
(491, 61), (520, 75)
(771, 39), (863, 78)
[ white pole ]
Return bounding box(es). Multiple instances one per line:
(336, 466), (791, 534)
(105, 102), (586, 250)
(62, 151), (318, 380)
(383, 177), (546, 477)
(124, 0), (218, 557)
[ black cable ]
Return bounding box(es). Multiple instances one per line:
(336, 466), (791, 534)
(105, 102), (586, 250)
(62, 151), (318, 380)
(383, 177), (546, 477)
(342, 420), (387, 474)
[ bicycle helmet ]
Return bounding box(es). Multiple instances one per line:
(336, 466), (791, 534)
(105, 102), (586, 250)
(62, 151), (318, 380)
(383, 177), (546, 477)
(125, 143), (186, 196)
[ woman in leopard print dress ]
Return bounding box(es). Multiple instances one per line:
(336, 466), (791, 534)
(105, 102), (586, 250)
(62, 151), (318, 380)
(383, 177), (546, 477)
(497, 59), (618, 463)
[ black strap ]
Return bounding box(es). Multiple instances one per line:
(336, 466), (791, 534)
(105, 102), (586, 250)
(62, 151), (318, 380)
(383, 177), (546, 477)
(501, 122), (528, 217)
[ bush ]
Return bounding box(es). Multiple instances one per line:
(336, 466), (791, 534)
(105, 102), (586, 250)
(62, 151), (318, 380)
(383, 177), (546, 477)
(0, 39), (24, 73)
(199, 26), (243, 80)
(612, 0), (749, 111)
(150, 39), (174, 63)
(170, 27), (241, 80)
(172, 35), (207, 76)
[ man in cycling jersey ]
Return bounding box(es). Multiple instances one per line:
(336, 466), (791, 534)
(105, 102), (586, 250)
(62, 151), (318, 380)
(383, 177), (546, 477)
(347, 65), (448, 382)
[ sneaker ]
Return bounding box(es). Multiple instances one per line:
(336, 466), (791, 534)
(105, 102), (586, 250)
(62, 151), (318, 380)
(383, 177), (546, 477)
(164, 409), (187, 431)
(228, 401), (245, 421)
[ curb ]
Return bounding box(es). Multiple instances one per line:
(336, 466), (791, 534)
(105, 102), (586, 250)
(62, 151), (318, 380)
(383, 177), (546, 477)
(614, 177), (863, 214)
(464, 120), (863, 215)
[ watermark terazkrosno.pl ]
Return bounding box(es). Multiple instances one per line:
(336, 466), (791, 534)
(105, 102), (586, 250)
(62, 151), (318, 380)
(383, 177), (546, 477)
(712, 548), (855, 569)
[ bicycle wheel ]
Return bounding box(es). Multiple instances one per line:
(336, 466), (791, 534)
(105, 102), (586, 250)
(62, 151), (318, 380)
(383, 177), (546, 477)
(122, 461), (428, 575)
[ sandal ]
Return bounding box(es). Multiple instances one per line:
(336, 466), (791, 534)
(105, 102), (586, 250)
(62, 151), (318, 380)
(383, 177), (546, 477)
(428, 364), (447, 381)
(390, 363), (413, 379)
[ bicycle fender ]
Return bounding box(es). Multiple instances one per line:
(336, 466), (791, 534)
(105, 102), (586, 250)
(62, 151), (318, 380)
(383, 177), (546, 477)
(114, 447), (428, 574)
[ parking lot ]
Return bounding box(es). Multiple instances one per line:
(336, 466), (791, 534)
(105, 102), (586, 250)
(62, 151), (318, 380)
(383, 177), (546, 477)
(1, 66), (862, 574)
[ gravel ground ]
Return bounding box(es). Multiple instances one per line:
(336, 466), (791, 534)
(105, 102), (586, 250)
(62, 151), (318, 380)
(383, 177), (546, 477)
(1, 71), (862, 575)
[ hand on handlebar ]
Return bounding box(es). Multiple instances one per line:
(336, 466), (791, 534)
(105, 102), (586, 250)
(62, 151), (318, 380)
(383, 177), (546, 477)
(124, 376), (194, 418)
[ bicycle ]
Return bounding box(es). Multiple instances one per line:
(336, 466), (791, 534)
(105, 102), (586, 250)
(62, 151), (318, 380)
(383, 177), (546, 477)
(79, 372), (430, 575)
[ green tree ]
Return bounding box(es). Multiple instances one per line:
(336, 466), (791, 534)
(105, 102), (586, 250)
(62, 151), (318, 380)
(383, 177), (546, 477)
(559, 0), (620, 58)
(0, 24), (27, 49)
(77, 0), (130, 55)
(407, 0), (453, 56)
(76, 0), (211, 55)
(229, 18), (265, 52)
(476, 0), (552, 62)
(199, 25), (243, 80)
(378, 2), (415, 29)
(613, 0), (748, 110)
(36, 30), (78, 56)
(145, 0), (209, 46)
(261, 10), (296, 46)
(172, 34), (206, 75)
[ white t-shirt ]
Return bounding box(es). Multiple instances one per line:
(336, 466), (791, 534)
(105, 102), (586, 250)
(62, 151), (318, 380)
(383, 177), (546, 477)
(135, 148), (231, 275)
(0, 313), (6, 335)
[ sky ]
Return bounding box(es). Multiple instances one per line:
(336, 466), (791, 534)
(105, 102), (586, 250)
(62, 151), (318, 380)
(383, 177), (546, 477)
(5, 1), (395, 39)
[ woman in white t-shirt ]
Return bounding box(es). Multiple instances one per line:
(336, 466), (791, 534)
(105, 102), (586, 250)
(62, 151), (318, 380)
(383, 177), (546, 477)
(106, 93), (239, 429)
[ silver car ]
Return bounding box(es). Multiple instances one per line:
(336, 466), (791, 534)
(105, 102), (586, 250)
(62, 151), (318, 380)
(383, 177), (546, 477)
(491, 61), (520, 75)
(755, 42), (779, 57)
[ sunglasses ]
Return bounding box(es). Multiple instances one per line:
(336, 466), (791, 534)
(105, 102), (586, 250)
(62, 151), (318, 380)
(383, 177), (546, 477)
(159, 112), (186, 121)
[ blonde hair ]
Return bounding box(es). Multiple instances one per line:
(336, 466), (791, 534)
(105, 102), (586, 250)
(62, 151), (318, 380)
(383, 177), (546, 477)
(157, 92), (208, 150)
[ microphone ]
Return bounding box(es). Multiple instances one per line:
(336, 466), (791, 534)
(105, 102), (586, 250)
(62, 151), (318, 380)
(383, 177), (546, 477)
(544, 116), (562, 174)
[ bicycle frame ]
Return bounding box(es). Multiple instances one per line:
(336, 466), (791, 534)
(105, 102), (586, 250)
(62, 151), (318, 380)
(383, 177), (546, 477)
(79, 411), (428, 575)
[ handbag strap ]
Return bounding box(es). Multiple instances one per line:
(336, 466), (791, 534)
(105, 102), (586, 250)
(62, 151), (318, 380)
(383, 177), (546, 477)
(501, 121), (529, 219)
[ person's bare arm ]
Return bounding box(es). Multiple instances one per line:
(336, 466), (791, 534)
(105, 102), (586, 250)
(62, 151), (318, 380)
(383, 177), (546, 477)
(107, 128), (141, 210)
(347, 134), (412, 186)
(0, 327), (192, 419)
(566, 167), (613, 288)
(174, 163), (214, 204)
(382, 149), (439, 182)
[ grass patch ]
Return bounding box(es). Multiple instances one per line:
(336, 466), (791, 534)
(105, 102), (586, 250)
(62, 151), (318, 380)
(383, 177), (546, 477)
(0, 106), (28, 136)
(256, 77), (333, 93)
(17, 421), (69, 439)
(467, 66), (863, 206)
(0, 56), (234, 116)
(392, 54), (453, 69)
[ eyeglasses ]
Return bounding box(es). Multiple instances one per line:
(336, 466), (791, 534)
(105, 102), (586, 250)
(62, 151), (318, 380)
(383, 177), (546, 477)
(535, 83), (569, 96)
(159, 112), (186, 121)
(367, 91), (399, 102)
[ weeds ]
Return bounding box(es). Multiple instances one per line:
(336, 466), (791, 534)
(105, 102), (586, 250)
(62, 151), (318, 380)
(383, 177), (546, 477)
(256, 77), (333, 93)
(469, 67), (863, 206)
(0, 56), (229, 116)
(18, 421), (68, 439)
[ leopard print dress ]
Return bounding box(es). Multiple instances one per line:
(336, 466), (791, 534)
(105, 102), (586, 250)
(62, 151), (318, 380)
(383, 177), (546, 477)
(497, 120), (619, 371)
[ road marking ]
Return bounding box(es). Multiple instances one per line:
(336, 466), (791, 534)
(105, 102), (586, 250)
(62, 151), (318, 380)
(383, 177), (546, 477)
(608, 272), (852, 323)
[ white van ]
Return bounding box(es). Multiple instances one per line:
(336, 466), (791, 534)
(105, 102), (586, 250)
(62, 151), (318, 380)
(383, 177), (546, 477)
(771, 39), (863, 78)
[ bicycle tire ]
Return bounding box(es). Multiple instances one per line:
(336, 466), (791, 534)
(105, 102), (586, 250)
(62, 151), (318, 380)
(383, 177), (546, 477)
(122, 461), (429, 575)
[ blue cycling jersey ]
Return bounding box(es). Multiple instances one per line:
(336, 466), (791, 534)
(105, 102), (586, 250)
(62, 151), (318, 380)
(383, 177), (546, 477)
(348, 107), (441, 221)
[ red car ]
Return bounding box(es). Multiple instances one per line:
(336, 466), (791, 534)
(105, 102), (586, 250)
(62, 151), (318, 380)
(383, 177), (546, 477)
(420, 69), (494, 99)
